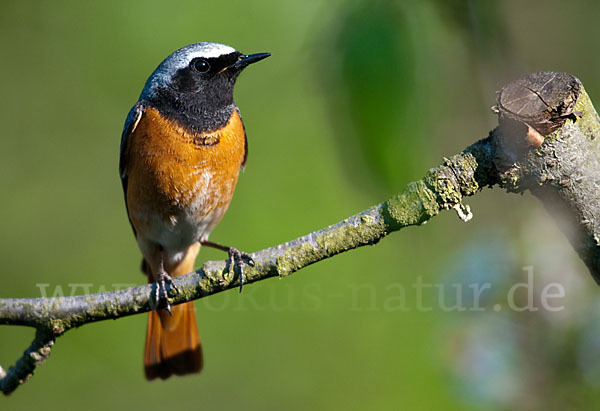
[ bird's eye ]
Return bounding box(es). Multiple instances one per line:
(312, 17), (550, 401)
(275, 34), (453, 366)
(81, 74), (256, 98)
(191, 58), (210, 73)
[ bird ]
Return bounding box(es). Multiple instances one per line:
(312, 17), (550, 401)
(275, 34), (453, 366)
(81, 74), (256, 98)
(119, 42), (270, 380)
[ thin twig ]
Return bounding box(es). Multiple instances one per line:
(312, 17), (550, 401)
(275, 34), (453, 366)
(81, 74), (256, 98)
(0, 136), (495, 395)
(3, 71), (600, 396)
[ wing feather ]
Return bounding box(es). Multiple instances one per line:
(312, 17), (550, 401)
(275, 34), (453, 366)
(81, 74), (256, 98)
(119, 102), (145, 236)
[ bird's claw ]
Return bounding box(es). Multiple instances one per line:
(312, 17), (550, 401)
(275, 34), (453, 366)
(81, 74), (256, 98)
(153, 270), (179, 315)
(227, 247), (254, 292)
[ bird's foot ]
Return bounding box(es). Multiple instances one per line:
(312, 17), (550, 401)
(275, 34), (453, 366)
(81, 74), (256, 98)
(201, 241), (254, 292)
(226, 247), (254, 292)
(153, 266), (179, 315)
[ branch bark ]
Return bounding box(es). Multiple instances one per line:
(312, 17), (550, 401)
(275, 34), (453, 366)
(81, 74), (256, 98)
(494, 72), (600, 281)
(1, 71), (599, 395)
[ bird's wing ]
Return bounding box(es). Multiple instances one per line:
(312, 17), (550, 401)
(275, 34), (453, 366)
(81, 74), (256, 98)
(234, 106), (248, 169)
(119, 102), (145, 236)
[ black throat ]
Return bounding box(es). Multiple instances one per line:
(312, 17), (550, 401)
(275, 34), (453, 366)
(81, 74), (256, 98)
(150, 92), (235, 133)
(145, 52), (242, 134)
(147, 87), (236, 134)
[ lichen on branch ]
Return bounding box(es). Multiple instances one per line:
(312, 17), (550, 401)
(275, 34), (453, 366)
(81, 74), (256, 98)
(2, 71), (600, 396)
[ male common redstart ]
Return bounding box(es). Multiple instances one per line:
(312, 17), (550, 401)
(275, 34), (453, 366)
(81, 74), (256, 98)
(119, 42), (270, 380)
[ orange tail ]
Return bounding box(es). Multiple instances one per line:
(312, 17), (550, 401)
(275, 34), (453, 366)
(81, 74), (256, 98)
(144, 302), (202, 380)
(143, 243), (203, 380)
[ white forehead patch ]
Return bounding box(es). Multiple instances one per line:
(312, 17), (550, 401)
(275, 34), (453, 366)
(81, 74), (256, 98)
(187, 43), (236, 59)
(140, 42), (237, 99)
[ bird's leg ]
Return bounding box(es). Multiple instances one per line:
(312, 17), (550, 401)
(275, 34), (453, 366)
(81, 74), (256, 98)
(201, 241), (254, 292)
(153, 250), (179, 315)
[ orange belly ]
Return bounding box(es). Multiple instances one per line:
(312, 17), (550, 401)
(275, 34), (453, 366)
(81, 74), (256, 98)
(125, 106), (246, 250)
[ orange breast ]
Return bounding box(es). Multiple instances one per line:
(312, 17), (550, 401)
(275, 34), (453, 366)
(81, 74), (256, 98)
(125, 106), (246, 245)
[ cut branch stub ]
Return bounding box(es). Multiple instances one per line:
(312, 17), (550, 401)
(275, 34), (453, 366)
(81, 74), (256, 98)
(493, 72), (583, 166)
(495, 71), (581, 136)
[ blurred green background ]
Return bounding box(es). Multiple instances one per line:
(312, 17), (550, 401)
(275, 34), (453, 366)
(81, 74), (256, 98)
(2, 0), (600, 409)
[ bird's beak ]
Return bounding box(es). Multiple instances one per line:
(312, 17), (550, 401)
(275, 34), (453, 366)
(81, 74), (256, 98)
(219, 53), (271, 74)
(233, 53), (271, 68)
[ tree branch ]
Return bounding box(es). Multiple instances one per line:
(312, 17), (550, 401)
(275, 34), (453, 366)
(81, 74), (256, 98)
(493, 72), (600, 281)
(0, 136), (495, 395)
(1, 71), (599, 395)
(0, 329), (54, 395)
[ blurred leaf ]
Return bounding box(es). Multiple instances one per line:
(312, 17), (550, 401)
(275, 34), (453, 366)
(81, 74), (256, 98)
(321, 1), (430, 191)
(433, 0), (509, 61)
